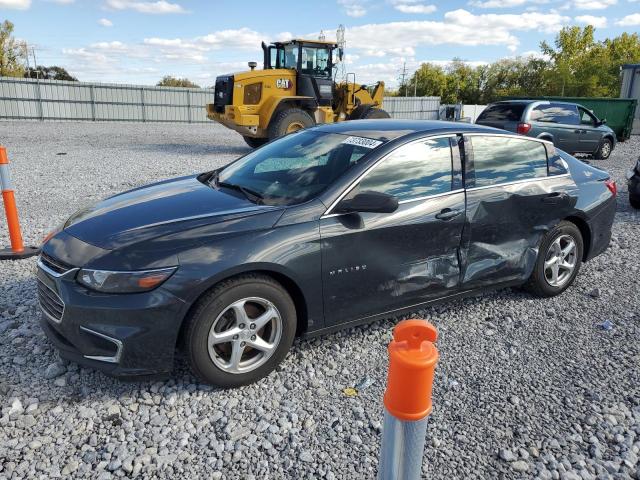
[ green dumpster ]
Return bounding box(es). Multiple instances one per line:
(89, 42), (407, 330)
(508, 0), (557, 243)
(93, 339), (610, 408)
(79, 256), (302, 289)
(504, 96), (638, 141)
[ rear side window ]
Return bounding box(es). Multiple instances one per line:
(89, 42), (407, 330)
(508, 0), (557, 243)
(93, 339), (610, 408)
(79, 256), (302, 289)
(357, 138), (453, 201)
(470, 136), (548, 188)
(530, 103), (579, 125)
(477, 103), (525, 122)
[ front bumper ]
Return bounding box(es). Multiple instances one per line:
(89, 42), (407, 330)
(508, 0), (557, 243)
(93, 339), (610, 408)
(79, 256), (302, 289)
(37, 258), (187, 377)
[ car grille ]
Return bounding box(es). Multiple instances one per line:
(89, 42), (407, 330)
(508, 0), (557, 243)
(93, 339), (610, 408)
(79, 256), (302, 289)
(40, 252), (73, 275)
(38, 278), (65, 322)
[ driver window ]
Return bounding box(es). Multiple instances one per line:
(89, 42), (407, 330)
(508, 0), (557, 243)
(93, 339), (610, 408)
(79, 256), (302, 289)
(300, 47), (330, 77)
(356, 138), (453, 202)
(579, 108), (595, 126)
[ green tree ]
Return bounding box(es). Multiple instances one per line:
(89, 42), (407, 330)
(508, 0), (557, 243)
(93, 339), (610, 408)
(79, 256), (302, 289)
(157, 76), (200, 88)
(25, 65), (77, 81)
(0, 20), (25, 77)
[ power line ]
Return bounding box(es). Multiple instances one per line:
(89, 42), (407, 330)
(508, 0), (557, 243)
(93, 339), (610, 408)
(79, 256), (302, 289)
(398, 62), (408, 97)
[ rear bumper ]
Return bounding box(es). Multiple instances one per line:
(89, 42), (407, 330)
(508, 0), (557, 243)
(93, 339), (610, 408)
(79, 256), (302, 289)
(38, 264), (187, 377)
(585, 195), (616, 261)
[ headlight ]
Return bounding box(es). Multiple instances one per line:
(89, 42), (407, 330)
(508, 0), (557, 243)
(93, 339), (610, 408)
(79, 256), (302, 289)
(77, 267), (177, 293)
(243, 82), (262, 105)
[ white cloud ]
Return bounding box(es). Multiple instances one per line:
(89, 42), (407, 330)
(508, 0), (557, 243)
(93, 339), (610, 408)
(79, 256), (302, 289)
(469, 0), (527, 8)
(616, 12), (640, 25)
(574, 14), (608, 26)
(395, 4), (437, 14)
(0, 0), (30, 9)
(49, 0), (75, 4)
(338, 0), (368, 17)
(571, 0), (616, 10)
(98, 18), (114, 27)
(104, 0), (187, 14)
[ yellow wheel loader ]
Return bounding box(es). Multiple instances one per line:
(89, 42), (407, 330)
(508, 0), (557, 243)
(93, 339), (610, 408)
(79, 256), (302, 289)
(206, 39), (389, 148)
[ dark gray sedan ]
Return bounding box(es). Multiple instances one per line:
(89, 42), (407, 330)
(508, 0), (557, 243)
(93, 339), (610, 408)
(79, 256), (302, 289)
(476, 100), (616, 159)
(38, 120), (616, 387)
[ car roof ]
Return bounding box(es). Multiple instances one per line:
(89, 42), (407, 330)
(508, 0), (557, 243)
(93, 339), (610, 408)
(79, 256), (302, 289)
(313, 119), (501, 141)
(493, 99), (580, 107)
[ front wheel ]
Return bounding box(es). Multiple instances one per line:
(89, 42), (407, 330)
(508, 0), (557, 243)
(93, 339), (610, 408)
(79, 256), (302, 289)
(268, 108), (315, 140)
(524, 221), (583, 297)
(595, 138), (613, 160)
(184, 274), (297, 387)
(243, 136), (268, 149)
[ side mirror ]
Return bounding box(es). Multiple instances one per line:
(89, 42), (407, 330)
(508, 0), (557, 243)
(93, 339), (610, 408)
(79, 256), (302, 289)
(599, 118), (607, 126)
(336, 191), (399, 214)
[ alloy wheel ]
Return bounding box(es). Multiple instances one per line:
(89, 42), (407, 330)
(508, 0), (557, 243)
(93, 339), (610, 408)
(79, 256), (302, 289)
(601, 142), (611, 158)
(544, 234), (577, 288)
(207, 297), (282, 374)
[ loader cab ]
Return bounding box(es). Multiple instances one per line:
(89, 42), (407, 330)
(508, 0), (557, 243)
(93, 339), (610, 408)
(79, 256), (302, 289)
(262, 39), (337, 107)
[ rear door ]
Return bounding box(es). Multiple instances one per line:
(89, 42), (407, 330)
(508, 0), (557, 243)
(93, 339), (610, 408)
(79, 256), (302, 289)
(529, 103), (580, 152)
(320, 136), (465, 326)
(460, 134), (578, 289)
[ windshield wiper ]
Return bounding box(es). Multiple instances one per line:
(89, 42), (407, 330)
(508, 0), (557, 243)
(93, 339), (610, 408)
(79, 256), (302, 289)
(218, 180), (264, 204)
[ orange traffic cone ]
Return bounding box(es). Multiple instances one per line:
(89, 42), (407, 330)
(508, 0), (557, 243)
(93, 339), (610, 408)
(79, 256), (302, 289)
(0, 146), (39, 260)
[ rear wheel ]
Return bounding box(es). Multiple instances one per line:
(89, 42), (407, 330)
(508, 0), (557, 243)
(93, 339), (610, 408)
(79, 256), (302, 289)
(184, 274), (297, 387)
(524, 221), (583, 297)
(361, 108), (391, 119)
(268, 108), (315, 140)
(243, 136), (268, 149)
(595, 138), (613, 160)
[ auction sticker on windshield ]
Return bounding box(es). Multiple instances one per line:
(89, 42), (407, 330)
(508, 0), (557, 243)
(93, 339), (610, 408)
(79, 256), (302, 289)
(342, 136), (383, 149)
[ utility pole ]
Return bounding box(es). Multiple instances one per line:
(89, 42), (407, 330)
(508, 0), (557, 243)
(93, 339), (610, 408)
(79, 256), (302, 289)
(398, 62), (408, 97)
(31, 47), (39, 79)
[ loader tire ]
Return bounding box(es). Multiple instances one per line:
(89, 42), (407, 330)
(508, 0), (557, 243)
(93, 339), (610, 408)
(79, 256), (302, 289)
(268, 108), (315, 140)
(361, 108), (391, 119)
(243, 136), (268, 149)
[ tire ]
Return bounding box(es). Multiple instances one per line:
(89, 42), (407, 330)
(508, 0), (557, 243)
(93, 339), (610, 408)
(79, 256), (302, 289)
(630, 194), (640, 210)
(360, 108), (391, 119)
(524, 221), (584, 298)
(184, 274), (297, 387)
(243, 136), (268, 149)
(595, 138), (613, 160)
(268, 108), (315, 140)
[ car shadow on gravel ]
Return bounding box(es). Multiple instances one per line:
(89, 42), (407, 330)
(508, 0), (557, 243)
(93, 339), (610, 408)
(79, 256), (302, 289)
(134, 143), (249, 157)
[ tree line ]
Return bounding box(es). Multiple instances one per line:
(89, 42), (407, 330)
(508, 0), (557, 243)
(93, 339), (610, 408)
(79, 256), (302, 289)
(397, 26), (640, 103)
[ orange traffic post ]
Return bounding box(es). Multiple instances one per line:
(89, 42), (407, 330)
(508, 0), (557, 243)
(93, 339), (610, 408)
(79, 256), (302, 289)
(0, 146), (39, 260)
(378, 319), (439, 480)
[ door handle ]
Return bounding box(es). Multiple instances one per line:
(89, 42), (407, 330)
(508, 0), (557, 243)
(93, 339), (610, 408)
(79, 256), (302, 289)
(542, 192), (568, 204)
(435, 208), (462, 221)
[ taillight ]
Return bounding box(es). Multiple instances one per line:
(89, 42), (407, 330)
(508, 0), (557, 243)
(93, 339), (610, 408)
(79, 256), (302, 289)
(605, 179), (617, 197)
(516, 123), (532, 134)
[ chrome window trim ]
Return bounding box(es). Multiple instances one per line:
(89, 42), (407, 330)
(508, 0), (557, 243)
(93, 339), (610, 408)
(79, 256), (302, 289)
(467, 173), (571, 192)
(321, 134), (458, 218)
(398, 188), (465, 205)
(462, 131), (554, 146)
(80, 327), (123, 364)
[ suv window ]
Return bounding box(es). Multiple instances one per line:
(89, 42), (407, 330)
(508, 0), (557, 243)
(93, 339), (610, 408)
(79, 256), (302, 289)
(530, 103), (579, 125)
(356, 138), (453, 201)
(477, 103), (525, 122)
(579, 107), (596, 126)
(471, 136), (548, 188)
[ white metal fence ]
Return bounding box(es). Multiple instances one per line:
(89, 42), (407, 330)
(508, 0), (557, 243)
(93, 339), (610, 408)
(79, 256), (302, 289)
(383, 97), (440, 120)
(0, 77), (214, 123)
(0, 77), (442, 123)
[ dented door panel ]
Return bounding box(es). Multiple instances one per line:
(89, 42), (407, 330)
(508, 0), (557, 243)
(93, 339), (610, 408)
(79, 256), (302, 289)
(320, 191), (465, 326)
(460, 176), (578, 288)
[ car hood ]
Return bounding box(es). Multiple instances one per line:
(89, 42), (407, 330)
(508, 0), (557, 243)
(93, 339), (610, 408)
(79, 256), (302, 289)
(63, 174), (282, 250)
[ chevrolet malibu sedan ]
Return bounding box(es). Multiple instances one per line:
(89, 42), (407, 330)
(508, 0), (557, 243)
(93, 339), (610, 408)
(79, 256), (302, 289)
(38, 120), (616, 387)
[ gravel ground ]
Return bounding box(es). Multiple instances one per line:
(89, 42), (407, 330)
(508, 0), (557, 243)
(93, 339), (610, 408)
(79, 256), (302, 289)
(1, 121), (639, 480)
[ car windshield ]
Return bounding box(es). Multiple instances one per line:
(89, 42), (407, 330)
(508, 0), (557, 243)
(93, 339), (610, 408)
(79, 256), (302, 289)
(216, 131), (382, 206)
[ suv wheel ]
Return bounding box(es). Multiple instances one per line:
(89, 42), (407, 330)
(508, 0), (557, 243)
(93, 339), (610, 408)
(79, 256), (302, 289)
(184, 275), (297, 387)
(595, 138), (613, 160)
(524, 221), (583, 297)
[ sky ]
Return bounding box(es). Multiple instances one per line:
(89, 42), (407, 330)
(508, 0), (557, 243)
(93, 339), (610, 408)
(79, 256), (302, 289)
(2, 0), (640, 88)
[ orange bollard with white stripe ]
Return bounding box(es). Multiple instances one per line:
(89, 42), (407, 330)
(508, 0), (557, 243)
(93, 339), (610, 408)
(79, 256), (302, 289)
(378, 319), (439, 480)
(0, 146), (39, 260)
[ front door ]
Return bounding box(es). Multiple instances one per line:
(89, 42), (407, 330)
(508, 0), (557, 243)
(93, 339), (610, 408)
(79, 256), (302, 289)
(577, 107), (602, 154)
(296, 45), (333, 107)
(461, 134), (577, 289)
(320, 136), (465, 327)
